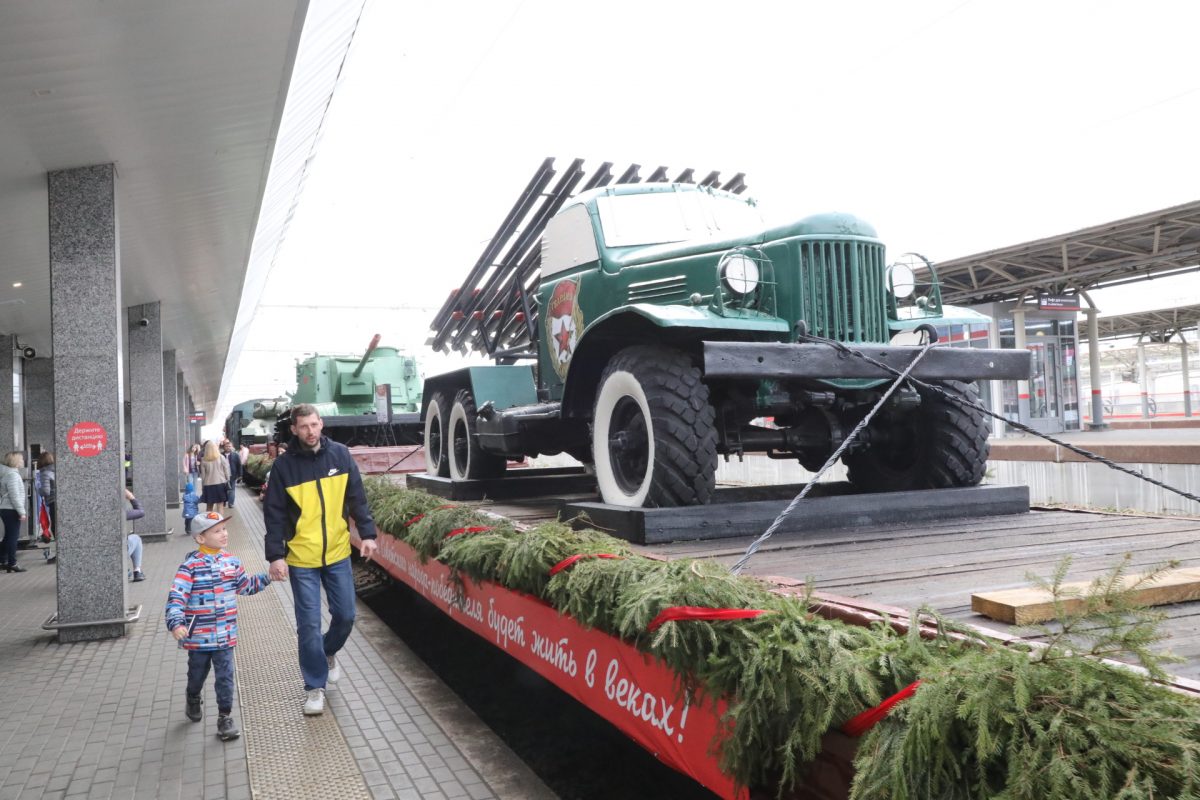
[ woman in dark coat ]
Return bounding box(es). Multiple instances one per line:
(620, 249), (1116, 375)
(37, 451), (55, 536)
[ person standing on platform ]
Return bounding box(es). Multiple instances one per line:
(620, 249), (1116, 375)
(262, 404), (378, 716)
(199, 441), (229, 513)
(186, 443), (202, 484)
(182, 481), (200, 534)
(36, 452), (55, 537)
(0, 452), (28, 573)
(222, 441), (241, 509)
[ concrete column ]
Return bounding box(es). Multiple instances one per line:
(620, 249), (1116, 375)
(1137, 342), (1149, 419)
(1084, 308), (1107, 429)
(1185, 335), (1194, 418)
(176, 371), (187, 481)
(48, 163), (127, 643)
(163, 350), (180, 505)
(1013, 307), (1030, 424)
(24, 357), (55, 455)
(186, 389), (197, 445)
(0, 336), (14, 452)
(127, 301), (167, 533)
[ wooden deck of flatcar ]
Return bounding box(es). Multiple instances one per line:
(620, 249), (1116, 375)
(471, 493), (1200, 682)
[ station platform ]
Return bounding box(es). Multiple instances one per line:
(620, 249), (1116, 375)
(0, 489), (553, 800)
(989, 426), (1200, 464)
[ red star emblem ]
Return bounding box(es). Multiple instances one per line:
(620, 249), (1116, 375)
(555, 323), (573, 356)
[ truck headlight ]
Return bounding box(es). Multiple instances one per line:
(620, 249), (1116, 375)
(887, 262), (916, 299)
(721, 254), (760, 295)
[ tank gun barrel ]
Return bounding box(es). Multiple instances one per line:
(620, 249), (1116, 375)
(253, 399), (289, 419)
(352, 334), (382, 378)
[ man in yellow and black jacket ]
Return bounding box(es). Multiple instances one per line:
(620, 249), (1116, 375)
(263, 404), (378, 716)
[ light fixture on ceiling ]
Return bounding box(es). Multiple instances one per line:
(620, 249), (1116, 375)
(11, 282), (21, 288)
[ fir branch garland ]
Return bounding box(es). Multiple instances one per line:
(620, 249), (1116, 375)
(362, 481), (1200, 799)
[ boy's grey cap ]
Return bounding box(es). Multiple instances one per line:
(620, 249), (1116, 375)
(192, 511), (231, 536)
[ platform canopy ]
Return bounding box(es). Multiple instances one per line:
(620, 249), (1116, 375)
(1096, 303), (1200, 343)
(933, 199), (1200, 305)
(0, 2), (358, 412)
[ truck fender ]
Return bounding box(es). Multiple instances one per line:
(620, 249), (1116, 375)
(560, 305), (788, 419)
(421, 365), (537, 420)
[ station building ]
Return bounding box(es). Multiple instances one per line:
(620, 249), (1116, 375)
(934, 202), (1200, 435)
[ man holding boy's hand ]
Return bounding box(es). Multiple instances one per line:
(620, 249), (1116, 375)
(263, 404), (378, 716)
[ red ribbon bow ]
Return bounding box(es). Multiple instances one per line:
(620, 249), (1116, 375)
(646, 606), (771, 633)
(403, 504), (457, 528)
(840, 680), (922, 737)
(548, 553), (623, 576)
(445, 525), (494, 538)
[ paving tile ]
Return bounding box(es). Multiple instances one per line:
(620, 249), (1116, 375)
(0, 490), (534, 800)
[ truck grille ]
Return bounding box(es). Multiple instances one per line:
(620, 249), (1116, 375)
(799, 240), (888, 344)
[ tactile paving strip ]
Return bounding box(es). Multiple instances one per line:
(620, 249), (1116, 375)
(228, 508), (372, 800)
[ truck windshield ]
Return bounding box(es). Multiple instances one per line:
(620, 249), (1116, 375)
(596, 190), (762, 247)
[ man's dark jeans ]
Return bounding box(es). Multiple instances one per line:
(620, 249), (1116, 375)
(288, 557), (355, 690)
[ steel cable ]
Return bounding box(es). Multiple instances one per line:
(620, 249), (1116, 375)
(730, 342), (934, 575)
(797, 333), (1200, 507)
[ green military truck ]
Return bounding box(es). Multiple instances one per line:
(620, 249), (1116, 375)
(423, 159), (1030, 507)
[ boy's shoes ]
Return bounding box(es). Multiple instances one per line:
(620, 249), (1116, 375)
(217, 714), (240, 741)
(326, 654), (341, 684)
(186, 694), (203, 722)
(131, 570), (145, 582)
(303, 688), (326, 716)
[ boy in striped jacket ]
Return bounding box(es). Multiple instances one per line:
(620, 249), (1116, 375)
(165, 512), (271, 740)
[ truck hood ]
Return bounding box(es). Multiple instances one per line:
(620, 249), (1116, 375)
(609, 212), (880, 269)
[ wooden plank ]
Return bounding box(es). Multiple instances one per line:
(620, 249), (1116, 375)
(972, 567), (1200, 625)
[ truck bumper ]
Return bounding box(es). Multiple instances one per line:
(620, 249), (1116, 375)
(702, 342), (1032, 381)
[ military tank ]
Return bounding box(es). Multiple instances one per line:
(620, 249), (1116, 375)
(225, 398), (289, 446)
(273, 335), (424, 447)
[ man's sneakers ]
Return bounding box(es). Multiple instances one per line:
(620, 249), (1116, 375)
(186, 694), (203, 722)
(326, 653), (341, 684)
(303, 688), (326, 716)
(217, 714), (240, 741)
(131, 570), (145, 582)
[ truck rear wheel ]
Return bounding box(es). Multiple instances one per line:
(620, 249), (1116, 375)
(592, 346), (717, 507)
(448, 389), (506, 480)
(424, 391), (451, 477)
(843, 379), (989, 492)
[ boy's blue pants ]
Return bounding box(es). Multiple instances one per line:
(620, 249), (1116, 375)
(187, 649), (235, 713)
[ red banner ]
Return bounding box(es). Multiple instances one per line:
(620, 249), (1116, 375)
(354, 529), (745, 800)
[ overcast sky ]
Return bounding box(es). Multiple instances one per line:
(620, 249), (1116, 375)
(215, 0), (1200, 424)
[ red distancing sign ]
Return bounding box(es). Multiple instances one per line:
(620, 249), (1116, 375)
(67, 421), (107, 457)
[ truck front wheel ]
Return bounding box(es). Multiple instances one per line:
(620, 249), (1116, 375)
(423, 391), (451, 477)
(448, 389), (507, 480)
(592, 346), (717, 507)
(843, 379), (989, 492)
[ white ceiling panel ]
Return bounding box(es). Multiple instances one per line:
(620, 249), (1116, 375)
(0, 0), (354, 412)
